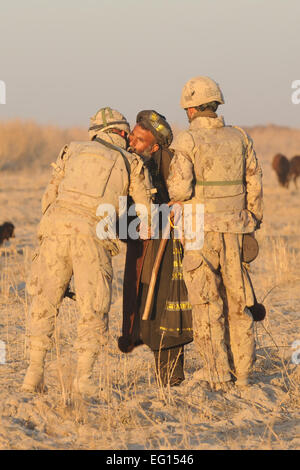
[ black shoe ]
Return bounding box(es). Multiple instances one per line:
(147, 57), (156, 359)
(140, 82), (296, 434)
(162, 377), (184, 387)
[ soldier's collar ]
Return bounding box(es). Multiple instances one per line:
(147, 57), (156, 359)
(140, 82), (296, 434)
(189, 109), (217, 121)
(189, 115), (225, 130)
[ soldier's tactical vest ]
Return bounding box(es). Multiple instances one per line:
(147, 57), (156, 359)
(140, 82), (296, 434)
(56, 140), (131, 215)
(191, 126), (247, 213)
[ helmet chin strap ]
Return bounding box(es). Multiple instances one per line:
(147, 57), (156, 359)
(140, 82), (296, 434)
(92, 129), (128, 147)
(101, 128), (129, 147)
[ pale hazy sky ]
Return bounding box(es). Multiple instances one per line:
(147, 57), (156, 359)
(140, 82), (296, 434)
(0, 0), (299, 128)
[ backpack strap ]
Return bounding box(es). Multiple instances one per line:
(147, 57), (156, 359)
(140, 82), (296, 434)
(94, 137), (132, 174)
(232, 125), (250, 148)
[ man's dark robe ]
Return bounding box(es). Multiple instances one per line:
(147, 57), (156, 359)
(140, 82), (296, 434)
(118, 148), (193, 353)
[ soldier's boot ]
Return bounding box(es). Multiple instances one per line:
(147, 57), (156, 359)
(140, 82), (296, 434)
(73, 350), (99, 401)
(22, 347), (47, 393)
(235, 375), (250, 388)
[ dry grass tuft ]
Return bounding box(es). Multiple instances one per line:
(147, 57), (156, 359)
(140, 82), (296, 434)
(0, 119), (87, 171)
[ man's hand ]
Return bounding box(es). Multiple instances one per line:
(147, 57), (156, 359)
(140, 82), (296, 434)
(167, 201), (184, 244)
(138, 222), (152, 240)
(168, 200), (183, 208)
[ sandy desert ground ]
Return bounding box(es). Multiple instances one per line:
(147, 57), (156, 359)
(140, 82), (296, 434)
(0, 124), (299, 450)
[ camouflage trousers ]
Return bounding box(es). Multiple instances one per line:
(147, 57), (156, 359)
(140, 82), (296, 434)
(182, 232), (255, 384)
(27, 234), (113, 354)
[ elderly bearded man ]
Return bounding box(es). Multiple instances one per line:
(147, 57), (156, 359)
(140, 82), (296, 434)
(118, 110), (193, 387)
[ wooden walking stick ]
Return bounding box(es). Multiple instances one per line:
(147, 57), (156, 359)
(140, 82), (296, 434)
(142, 207), (181, 321)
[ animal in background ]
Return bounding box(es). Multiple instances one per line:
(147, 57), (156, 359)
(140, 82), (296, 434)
(288, 155), (300, 189)
(0, 222), (15, 246)
(271, 153), (290, 188)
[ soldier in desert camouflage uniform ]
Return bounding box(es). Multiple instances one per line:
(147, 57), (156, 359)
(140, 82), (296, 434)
(22, 107), (153, 400)
(167, 77), (263, 389)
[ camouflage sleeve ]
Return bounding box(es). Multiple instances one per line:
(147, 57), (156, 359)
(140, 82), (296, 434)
(244, 134), (263, 225)
(128, 156), (154, 223)
(41, 145), (68, 214)
(167, 130), (195, 201)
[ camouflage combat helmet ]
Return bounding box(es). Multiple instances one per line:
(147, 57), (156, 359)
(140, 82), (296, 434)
(136, 110), (173, 148)
(88, 107), (130, 140)
(180, 76), (225, 109)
